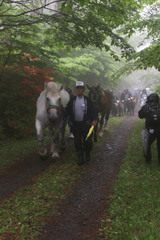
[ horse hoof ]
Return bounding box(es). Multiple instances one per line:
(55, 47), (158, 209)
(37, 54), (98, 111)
(104, 127), (109, 131)
(40, 155), (48, 161)
(39, 150), (48, 160)
(98, 131), (103, 137)
(51, 153), (60, 160)
(60, 144), (66, 152)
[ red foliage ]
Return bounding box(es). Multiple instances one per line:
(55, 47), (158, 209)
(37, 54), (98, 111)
(0, 60), (55, 139)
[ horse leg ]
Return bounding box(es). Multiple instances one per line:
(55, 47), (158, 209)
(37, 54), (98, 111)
(48, 126), (60, 160)
(104, 111), (110, 131)
(98, 113), (105, 136)
(94, 123), (98, 142)
(124, 102), (127, 114)
(59, 117), (67, 152)
(35, 119), (48, 159)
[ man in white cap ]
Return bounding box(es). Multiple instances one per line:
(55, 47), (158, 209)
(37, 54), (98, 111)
(65, 81), (98, 165)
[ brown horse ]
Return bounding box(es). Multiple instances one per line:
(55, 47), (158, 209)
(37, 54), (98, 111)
(87, 84), (113, 142)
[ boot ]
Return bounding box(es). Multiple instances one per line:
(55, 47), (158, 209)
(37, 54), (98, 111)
(77, 152), (84, 166)
(86, 152), (91, 162)
(145, 155), (151, 164)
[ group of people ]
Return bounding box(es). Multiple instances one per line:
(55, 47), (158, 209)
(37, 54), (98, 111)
(65, 81), (160, 166)
(111, 88), (136, 116)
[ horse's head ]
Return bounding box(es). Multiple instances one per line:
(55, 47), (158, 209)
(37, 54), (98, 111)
(87, 84), (100, 103)
(45, 82), (63, 122)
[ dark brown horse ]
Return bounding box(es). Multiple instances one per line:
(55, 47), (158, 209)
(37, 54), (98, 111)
(87, 84), (113, 142)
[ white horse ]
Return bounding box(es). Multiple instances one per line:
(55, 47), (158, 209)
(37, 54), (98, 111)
(35, 81), (70, 160)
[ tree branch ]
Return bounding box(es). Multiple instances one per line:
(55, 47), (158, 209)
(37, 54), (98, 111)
(0, 0), (61, 17)
(0, 0), (5, 7)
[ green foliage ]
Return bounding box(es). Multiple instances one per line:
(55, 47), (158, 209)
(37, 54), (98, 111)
(154, 83), (160, 95)
(0, 24), (60, 71)
(133, 43), (160, 71)
(99, 119), (160, 239)
(59, 46), (124, 89)
(118, 2), (160, 73)
(0, 0), (147, 57)
(1, 0), (159, 140)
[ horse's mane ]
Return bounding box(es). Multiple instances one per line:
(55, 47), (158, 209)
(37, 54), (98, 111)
(98, 87), (112, 97)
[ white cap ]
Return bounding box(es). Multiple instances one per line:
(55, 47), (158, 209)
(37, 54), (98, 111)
(76, 81), (85, 88)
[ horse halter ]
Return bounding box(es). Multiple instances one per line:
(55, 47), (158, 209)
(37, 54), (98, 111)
(46, 98), (62, 113)
(89, 91), (99, 103)
(92, 95), (99, 103)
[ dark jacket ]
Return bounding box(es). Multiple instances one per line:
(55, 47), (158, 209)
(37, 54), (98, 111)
(65, 95), (98, 124)
(138, 102), (160, 129)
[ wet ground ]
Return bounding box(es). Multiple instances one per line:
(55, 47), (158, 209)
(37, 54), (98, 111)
(0, 111), (138, 239)
(39, 112), (137, 240)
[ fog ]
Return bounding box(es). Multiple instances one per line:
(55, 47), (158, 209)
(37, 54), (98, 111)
(116, 67), (160, 92)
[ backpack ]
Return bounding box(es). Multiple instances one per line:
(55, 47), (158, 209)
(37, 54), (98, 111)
(146, 103), (160, 129)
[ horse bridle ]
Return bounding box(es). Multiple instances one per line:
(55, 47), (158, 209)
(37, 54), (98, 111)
(89, 91), (99, 103)
(46, 97), (66, 144)
(46, 98), (62, 113)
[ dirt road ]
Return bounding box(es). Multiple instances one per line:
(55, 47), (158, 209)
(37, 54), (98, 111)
(0, 111), (138, 240)
(39, 113), (138, 240)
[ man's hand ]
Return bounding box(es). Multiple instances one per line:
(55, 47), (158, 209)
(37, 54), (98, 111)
(92, 120), (97, 127)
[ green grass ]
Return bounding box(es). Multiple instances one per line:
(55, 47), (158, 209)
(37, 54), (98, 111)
(0, 138), (38, 168)
(0, 153), (84, 240)
(0, 132), (51, 171)
(0, 116), (124, 239)
(99, 119), (160, 240)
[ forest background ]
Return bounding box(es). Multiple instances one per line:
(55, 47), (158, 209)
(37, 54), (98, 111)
(1, 0), (160, 139)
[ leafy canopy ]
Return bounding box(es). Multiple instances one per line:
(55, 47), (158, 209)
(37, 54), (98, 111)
(0, 0), (153, 57)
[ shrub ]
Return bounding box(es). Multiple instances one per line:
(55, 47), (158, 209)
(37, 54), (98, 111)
(0, 63), (55, 139)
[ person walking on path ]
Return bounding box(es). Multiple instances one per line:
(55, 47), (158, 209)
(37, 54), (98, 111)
(65, 81), (98, 165)
(66, 88), (74, 139)
(138, 93), (160, 163)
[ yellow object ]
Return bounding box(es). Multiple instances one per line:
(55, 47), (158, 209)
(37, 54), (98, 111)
(85, 125), (94, 140)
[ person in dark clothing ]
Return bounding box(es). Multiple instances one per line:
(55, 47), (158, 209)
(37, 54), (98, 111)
(120, 89), (132, 113)
(66, 88), (74, 99)
(138, 93), (160, 163)
(65, 81), (98, 165)
(120, 88), (132, 101)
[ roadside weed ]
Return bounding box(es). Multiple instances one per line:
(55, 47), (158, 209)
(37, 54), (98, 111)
(99, 119), (160, 240)
(0, 133), (49, 170)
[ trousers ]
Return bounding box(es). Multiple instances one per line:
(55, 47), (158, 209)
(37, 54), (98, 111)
(72, 121), (93, 154)
(146, 129), (160, 162)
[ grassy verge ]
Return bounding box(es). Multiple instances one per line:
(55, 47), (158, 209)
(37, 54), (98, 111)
(0, 138), (39, 170)
(0, 154), (84, 240)
(0, 116), (124, 240)
(99, 119), (160, 240)
(0, 116), (124, 171)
